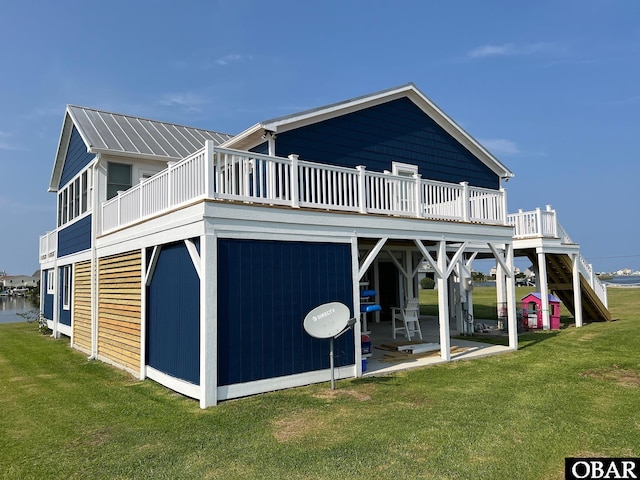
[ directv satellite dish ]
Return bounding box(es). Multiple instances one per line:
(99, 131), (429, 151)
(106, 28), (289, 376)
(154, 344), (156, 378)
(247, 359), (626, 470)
(303, 302), (352, 339)
(303, 302), (355, 389)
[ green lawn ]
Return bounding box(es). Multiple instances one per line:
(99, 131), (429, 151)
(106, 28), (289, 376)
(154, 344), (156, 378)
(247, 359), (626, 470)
(1, 289), (639, 479)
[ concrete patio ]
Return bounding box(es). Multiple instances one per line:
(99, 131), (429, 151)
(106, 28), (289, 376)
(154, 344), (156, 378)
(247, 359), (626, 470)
(362, 316), (514, 376)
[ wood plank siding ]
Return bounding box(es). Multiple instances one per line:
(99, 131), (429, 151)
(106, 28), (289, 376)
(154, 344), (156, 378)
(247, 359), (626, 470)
(98, 251), (142, 373)
(72, 260), (92, 351)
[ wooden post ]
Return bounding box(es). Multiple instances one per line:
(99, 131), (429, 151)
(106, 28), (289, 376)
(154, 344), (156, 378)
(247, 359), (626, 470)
(357, 166), (367, 214)
(460, 182), (470, 222)
(537, 250), (550, 329)
(205, 140), (215, 199)
(505, 244), (518, 350)
(437, 240), (451, 361)
(572, 254), (583, 328)
(289, 154), (300, 208)
(414, 173), (423, 218)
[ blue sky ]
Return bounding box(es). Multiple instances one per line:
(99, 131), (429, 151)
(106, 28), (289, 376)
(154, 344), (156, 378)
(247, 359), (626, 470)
(1, 0), (639, 275)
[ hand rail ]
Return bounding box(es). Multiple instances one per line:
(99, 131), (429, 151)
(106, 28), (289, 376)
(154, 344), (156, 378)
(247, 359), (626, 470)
(100, 145), (507, 235)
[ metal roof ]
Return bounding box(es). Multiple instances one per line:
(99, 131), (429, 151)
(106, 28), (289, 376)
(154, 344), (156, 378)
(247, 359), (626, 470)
(67, 105), (233, 158)
(49, 106), (234, 191)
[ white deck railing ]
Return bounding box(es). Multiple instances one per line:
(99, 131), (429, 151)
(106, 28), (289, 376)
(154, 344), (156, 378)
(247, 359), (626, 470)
(100, 143), (507, 235)
(39, 230), (57, 261)
(508, 206), (607, 307)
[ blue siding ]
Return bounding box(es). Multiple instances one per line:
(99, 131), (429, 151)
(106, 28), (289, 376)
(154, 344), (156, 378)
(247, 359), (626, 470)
(266, 98), (499, 189)
(59, 126), (94, 188)
(58, 267), (71, 326)
(217, 239), (354, 386)
(146, 241), (200, 385)
(42, 269), (54, 320)
(57, 215), (92, 257)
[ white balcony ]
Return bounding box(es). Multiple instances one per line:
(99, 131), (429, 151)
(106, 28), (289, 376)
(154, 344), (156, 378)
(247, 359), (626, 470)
(39, 230), (57, 261)
(99, 143), (507, 236)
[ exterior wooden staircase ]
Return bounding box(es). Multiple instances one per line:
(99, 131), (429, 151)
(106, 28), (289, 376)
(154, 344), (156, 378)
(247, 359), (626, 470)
(509, 206), (613, 324)
(526, 252), (612, 322)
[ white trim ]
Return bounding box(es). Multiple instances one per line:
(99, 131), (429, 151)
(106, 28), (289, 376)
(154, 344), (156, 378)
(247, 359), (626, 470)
(358, 237), (388, 280)
(184, 239), (201, 279)
(147, 366), (201, 400)
(62, 265), (71, 311)
(391, 161), (419, 177)
(217, 365), (356, 401)
(145, 246), (160, 286)
(47, 270), (55, 294)
(139, 247), (147, 380)
(199, 232), (218, 408)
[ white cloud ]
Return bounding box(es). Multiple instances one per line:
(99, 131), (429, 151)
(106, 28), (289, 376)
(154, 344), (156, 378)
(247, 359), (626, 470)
(215, 53), (252, 66)
(0, 131), (17, 151)
(157, 92), (210, 112)
(479, 138), (520, 156)
(467, 42), (557, 59)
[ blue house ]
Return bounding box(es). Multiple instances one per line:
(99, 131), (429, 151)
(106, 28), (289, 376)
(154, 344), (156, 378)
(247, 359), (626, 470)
(39, 83), (542, 407)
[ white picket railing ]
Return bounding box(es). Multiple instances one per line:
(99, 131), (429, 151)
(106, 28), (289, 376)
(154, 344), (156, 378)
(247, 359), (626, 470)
(507, 206), (608, 307)
(39, 230), (57, 260)
(100, 143), (507, 235)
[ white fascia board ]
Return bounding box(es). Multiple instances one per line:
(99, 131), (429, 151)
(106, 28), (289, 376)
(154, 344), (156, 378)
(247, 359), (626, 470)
(89, 147), (182, 163)
(49, 113), (74, 192)
(403, 88), (514, 180)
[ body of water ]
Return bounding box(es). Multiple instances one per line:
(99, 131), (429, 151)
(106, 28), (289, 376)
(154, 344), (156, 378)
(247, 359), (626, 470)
(0, 296), (39, 324)
(603, 275), (640, 286)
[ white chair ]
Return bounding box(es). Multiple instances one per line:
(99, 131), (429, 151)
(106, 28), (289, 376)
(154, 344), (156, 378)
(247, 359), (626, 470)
(392, 298), (423, 340)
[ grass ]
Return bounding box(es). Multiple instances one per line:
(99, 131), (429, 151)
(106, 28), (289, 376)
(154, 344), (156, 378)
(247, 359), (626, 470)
(1, 289), (639, 479)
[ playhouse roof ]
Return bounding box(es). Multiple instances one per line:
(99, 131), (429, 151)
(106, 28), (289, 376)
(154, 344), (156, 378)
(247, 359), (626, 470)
(521, 292), (561, 303)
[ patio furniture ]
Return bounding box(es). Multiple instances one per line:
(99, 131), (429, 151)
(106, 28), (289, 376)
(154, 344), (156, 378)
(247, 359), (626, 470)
(391, 298), (423, 340)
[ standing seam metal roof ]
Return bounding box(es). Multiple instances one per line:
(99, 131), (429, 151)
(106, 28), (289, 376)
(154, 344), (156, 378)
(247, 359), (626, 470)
(67, 105), (234, 159)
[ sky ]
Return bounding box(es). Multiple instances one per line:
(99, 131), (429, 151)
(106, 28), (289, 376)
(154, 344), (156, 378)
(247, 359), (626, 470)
(1, 0), (639, 275)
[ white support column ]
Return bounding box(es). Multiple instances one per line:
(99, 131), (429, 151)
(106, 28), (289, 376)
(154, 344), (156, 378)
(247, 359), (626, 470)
(505, 244), (518, 350)
(405, 250), (414, 300)
(139, 248), (147, 379)
(351, 236), (363, 377)
(199, 231), (218, 408)
(52, 264), (59, 338)
(537, 250), (550, 329)
(495, 261), (506, 326)
(437, 240), (451, 361)
(571, 254), (583, 328)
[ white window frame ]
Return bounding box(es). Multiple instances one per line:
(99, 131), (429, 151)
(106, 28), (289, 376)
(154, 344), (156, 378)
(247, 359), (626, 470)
(47, 270), (54, 294)
(62, 265), (71, 311)
(392, 161), (419, 177)
(57, 167), (92, 227)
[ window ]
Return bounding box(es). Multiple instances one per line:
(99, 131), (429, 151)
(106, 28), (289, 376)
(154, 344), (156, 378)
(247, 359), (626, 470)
(392, 162), (419, 178)
(47, 270), (54, 294)
(73, 177), (80, 218)
(81, 171), (88, 212)
(62, 265), (71, 311)
(391, 162), (419, 212)
(107, 162), (132, 200)
(57, 168), (91, 227)
(61, 189), (68, 224)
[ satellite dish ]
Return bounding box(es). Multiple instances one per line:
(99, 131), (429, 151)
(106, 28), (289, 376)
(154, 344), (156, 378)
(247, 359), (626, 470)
(303, 302), (356, 390)
(303, 302), (352, 339)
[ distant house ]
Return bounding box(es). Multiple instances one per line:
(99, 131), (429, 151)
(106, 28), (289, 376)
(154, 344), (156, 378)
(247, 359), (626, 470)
(0, 275), (39, 289)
